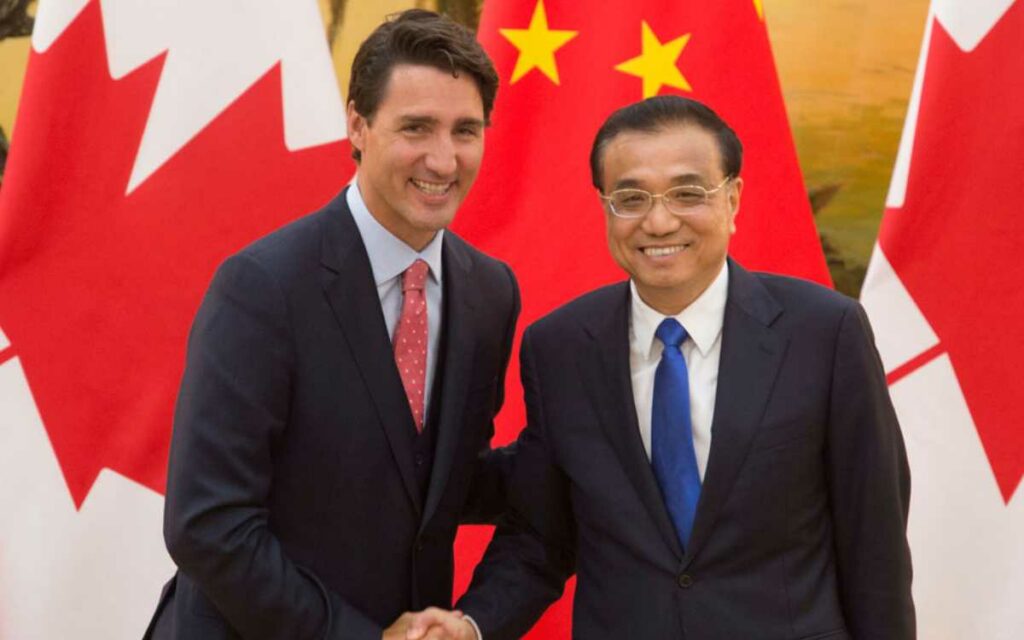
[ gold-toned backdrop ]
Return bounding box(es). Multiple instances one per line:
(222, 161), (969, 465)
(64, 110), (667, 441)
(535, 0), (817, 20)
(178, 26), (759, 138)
(0, 0), (930, 294)
(771, 0), (928, 293)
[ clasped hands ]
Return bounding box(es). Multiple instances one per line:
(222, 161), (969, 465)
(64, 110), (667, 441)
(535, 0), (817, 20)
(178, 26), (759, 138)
(383, 608), (477, 640)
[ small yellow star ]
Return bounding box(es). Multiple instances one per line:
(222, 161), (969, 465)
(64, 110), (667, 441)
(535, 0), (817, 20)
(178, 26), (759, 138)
(499, 0), (579, 85)
(753, 0), (764, 21)
(614, 21), (692, 98)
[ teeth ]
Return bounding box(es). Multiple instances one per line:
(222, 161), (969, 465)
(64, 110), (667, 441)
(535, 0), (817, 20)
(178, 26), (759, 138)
(411, 179), (452, 195)
(643, 245), (687, 257)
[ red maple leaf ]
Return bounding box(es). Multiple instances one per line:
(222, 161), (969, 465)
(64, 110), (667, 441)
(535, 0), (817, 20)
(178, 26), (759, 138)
(880, 2), (1024, 503)
(0, 2), (353, 506)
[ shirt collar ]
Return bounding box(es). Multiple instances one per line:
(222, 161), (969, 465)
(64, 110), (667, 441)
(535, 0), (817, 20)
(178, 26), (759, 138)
(630, 261), (729, 361)
(347, 180), (444, 286)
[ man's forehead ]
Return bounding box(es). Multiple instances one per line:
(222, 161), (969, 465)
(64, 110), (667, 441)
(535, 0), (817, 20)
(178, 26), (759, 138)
(608, 122), (718, 151)
(377, 63), (483, 111)
(603, 125), (722, 180)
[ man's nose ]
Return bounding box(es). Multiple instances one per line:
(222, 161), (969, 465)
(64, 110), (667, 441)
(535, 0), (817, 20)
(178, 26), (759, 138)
(641, 197), (682, 235)
(424, 134), (457, 176)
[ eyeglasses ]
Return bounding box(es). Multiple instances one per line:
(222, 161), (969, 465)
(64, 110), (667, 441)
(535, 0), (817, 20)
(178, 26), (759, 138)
(599, 176), (733, 219)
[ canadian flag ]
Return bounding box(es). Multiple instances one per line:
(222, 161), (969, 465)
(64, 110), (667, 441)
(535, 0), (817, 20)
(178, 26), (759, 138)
(860, 0), (1024, 637)
(0, 1), (352, 637)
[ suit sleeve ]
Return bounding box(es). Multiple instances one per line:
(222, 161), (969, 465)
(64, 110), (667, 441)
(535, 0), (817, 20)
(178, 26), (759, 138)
(163, 253), (381, 640)
(456, 327), (576, 639)
(826, 301), (916, 639)
(461, 262), (521, 525)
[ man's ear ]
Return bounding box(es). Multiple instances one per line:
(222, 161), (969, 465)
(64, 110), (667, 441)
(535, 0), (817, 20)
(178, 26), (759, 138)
(727, 176), (743, 234)
(347, 101), (366, 154)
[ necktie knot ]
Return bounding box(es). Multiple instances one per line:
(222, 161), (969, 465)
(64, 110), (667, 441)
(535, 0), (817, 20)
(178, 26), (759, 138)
(656, 317), (688, 351)
(402, 259), (429, 293)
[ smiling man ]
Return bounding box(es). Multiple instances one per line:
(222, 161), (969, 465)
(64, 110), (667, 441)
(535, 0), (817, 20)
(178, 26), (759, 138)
(144, 10), (520, 640)
(412, 95), (915, 639)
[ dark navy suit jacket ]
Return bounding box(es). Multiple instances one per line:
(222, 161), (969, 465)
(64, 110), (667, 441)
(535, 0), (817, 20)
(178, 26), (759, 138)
(459, 259), (914, 640)
(144, 188), (519, 639)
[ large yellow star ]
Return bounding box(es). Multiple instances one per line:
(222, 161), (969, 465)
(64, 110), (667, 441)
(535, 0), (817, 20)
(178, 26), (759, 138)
(614, 21), (692, 98)
(499, 0), (578, 85)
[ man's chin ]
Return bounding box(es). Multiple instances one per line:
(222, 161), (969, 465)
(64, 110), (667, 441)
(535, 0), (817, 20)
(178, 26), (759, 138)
(411, 208), (459, 232)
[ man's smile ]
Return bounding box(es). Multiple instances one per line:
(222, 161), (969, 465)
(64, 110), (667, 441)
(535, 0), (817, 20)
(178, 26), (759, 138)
(641, 243), (692, 258)
(410, 178), (454, 196)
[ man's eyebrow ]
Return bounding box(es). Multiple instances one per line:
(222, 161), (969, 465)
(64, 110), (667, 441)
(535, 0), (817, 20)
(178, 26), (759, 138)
(669, 173), (707, 185)
(612, 178), (644, 190)
(610, 173), (712, 191)
(398, 115), (439, 126)
(396, 115), (485, 129)
(454, 117), (485, 129)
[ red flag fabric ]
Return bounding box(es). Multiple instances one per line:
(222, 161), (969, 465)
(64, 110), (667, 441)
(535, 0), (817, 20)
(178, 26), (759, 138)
(861, 0), (1024, 636)
(0, 0), (351, 635)
(451, 0), (829, 634)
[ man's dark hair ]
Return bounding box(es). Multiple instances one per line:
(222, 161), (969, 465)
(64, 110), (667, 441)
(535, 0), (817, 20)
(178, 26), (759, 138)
(589, 95), (743, 191)
(348, 9), (499, 161)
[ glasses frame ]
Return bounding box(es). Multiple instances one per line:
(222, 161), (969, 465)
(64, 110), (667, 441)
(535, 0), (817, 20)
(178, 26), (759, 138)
(600, 176), (733, 219)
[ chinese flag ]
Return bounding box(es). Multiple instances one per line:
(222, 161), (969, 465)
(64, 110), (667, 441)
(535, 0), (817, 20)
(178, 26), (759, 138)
(451, 0), (829, 635)
(0, 0), (351, 636)
(861, 0), (1024, 637)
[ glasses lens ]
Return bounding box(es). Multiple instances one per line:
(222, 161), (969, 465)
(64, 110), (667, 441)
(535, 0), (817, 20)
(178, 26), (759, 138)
(664, 186), (707, 212)
(611, 190), (651, 216)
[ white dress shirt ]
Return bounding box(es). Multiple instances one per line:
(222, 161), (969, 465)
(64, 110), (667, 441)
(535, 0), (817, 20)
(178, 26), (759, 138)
(347, 184), (444, 417)
(629, 263), (729, 480)
(470, 265), (729, 640)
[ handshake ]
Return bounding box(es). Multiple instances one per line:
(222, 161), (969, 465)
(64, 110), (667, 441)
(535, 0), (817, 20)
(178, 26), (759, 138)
(383, 608), (479, 640)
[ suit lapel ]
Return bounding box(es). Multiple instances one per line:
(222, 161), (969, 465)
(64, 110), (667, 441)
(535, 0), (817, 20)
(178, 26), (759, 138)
(420, 236), (476, 532)
(578, 283), (685, 561)
(682, 260), (786, 567)
(319, 191), (423, 516)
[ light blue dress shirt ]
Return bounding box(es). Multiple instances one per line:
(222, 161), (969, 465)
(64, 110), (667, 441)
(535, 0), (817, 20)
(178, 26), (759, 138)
(347, 184), (444, 419)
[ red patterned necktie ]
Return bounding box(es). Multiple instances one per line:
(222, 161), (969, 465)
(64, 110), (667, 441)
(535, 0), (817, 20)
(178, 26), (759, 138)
(394, 259), (429, 432)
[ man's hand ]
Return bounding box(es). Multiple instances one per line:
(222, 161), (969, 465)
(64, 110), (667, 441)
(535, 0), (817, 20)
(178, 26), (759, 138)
(398, 607), (477, 640)
(382, 612), (417, 640)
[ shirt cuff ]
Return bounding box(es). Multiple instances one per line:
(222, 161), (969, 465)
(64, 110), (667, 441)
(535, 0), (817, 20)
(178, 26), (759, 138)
(463, 614), (483, 640)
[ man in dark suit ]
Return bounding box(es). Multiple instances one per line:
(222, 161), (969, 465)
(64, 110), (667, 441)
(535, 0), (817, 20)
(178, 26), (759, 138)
(413, 96), (914, 639)
(144, 10), (519, 640)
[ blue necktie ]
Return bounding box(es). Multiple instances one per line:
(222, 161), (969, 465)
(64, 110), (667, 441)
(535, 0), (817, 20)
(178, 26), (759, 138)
(651, 318), (702, 552)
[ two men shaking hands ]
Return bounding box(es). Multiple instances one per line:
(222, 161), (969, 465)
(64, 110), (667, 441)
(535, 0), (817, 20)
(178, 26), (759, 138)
(145, 10), (915, 640)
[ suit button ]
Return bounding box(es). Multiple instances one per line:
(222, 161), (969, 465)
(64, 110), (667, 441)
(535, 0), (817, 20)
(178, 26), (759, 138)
(677, 573), (694, 588)
(416, 541), (425, 552)
(415, 454), (424, 467)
